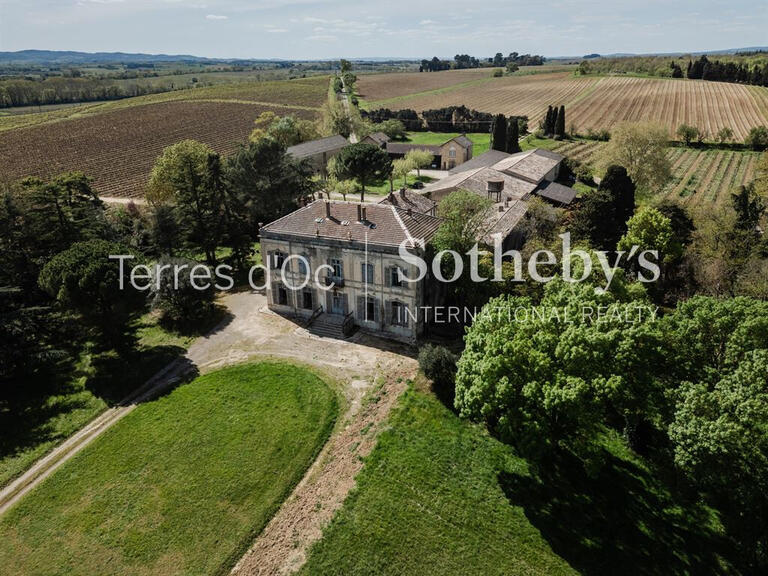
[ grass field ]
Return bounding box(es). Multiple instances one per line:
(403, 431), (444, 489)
(363, 71), (768, 142)
(300, 387), (577, 576)
(0, 362), (338, 576)
(0, 310), (220, 489)
(301, 385), (735, 575)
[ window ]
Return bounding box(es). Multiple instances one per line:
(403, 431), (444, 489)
(361, 262), (374, 284)
(277, 286), (288, 306)
(330, 258), (343, 279)
(270, 251), (286, 270)
(298, 257), (309, 276)
(357, 296), (379, 323)
(390, 301), (409, 327)
(389, 266), (404, 288)
(301, 290), (313, 310)
(449, 147), (456, 159)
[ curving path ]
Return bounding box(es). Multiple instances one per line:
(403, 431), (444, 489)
(0, 291), (417, 575)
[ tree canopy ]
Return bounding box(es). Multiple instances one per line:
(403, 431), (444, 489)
(334, 143), (392, 201)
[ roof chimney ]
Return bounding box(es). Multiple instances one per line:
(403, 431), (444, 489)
(487, 180), (504, 203)
(399, 187), (406, 197)
(357, 204), (363, 222)
(361, 205), (367, 221)
(407, 208), (413, 217)
(325, 201), (331, 218)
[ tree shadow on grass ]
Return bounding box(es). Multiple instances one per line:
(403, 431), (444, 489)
(499, 447), (738, 576)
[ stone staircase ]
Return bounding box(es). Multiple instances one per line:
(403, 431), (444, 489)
(306, 312), (349, 339)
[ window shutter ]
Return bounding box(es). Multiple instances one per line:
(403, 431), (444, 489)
(357, 296), (365, 322)
(325, 291), (332, 313)
(342, 293), (349, 315)
(374, 298), (381, 324)
(402, 304), (410, 328)
(267, 251), (275, 269)
(384, 300), (392, 326)
(385, 266), (392, 287)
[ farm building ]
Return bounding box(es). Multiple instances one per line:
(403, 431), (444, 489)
(386, 134), (473, 170)
(425, 148), (572, 248)
(360, 131), (390, 148)
(260, 200), (440, 343)
(286, 134), (349, 176)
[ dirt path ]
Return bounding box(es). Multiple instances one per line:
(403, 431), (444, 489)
(1, 290), (417, 574)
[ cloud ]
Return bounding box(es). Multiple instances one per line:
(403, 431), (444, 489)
(264, 25), (288, 33)
(205, 14), (227, 20)
(308, 34), (337, 41)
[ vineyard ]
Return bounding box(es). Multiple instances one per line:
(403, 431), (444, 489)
(0, 101), (318, 198)
(357, 69), (498, 102)
(0, 75), (328, 133)
(548, 139), (760, 207)
(366, 71), (768, 141)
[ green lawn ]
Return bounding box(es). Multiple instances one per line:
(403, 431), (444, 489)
(300, 386), (577, 576)
(0, 362), (338, 576)
(302, 384), (735, 575)
(0, 311), (221, 489)
(404, 131), (491, 156)
(363, 174), (434, 196)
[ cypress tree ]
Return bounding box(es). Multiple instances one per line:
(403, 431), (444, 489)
(506, 118), (521, 153)
(550, 106), (559, 137)
(492, 114), (507, 152)
(555, 105), (566, 139)
(544, 106), (553, 136)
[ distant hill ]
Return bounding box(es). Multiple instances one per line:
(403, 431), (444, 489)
(0, 50), (219, 65)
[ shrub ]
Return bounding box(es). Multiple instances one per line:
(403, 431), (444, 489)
(418, 344), (458, 406)
(575, 163), (595, 185)
(492, 69), (504, 77)
(745, 126), (768, 151)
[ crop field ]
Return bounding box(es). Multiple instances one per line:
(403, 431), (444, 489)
(357, 69), (497, 102)
(0, 100), (317, 198)
(366, 72), (768, 142)
(0, 75), (328, 133)
(567, 76), (768, 141)
(548, 139), (759, 206)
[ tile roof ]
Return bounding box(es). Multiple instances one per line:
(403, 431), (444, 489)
(364, 131), (390, 146)
(492, 149), (564, 184)
(448, 149), (511, 174)
(286, 135), (349, 159)
(535, 180), (577, 205)
(261, 200), (441, 248)
(378, 189), (437, 214)
(451, 134), (474, 148)
(483, 200), (529, 244)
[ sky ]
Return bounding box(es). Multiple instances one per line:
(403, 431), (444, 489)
(0, 0), (767, 60)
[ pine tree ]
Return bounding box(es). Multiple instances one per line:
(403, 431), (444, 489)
(506, 118), (521, 153)
(492, 114), (507, 152)
(555, 105), (566, 139)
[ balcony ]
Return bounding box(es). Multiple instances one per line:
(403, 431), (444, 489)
(324, 275), (345, 288)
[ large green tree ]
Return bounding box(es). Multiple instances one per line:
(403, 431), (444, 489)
(0, 172), (107, 293)
(148, 140), (227, 265)
(599, 122), (671, 194)
(38, 240), (146, 341)
(455, 278), (662, 454)
(225, 137), (316, 236)
(334, 143), (392, 202)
